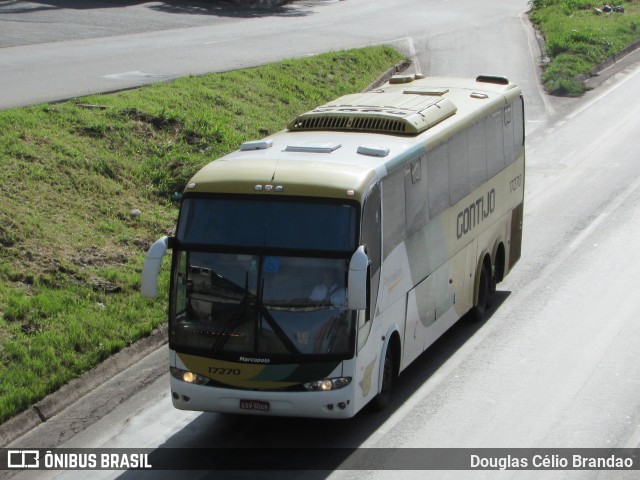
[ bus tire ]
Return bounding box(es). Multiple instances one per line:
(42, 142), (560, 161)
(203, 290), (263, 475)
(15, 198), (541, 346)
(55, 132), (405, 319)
(372, 343), (395, 411)
(471, 262), (490, 321)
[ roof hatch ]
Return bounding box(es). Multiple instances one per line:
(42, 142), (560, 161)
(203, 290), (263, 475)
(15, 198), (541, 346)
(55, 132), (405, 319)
(285, 142), (342, 153)
(288, 90), (457, 135)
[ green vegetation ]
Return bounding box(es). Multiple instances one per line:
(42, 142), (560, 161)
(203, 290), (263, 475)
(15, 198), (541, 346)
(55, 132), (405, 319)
(0, 46), (405, 424)
(529, 0), (640, 95)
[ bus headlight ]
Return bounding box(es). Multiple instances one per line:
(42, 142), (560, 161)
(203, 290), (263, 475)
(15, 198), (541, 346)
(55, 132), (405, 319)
(303, 377), (351, 391)
(170, 367), (210, 385)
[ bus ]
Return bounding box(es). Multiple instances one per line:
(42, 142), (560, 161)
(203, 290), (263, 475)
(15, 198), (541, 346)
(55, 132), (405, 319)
(141, 73), (525, 418)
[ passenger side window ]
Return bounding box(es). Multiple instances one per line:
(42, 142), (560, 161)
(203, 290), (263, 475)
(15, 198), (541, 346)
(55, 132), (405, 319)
(382, 168), (406, 258)
(486, 109), (505, 177)
(405, 155), (428, 236)
(469, 119), (488, 190)
(427, 143), (449, 218)
(448, 131), (469, 204)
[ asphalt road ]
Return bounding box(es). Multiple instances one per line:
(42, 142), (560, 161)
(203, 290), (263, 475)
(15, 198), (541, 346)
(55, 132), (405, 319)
(2, 1), (640, 479)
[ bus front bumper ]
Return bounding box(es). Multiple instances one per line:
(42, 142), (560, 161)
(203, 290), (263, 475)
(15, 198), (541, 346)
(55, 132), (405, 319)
(170, 375), (358, 419)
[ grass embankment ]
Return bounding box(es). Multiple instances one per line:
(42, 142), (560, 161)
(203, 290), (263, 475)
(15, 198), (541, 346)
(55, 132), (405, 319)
(529, 0), (640, 95)
(0, 46), (405, 424)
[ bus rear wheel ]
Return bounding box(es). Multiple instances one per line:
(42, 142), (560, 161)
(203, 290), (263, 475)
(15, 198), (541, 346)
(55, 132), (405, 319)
(372, 344), (395, 411)
(471, 262), (491, 321)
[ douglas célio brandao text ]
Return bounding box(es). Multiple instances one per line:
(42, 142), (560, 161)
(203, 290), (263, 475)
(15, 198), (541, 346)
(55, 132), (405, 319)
(470, 453), (635, 470)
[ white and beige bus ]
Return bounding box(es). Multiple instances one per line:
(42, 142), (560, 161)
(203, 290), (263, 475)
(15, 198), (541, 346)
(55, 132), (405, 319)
(142, 74), (525, 418)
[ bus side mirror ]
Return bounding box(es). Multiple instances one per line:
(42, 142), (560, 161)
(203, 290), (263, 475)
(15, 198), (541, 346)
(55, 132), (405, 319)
(348, 246), (369, 311)
(141, 236), (171, 298)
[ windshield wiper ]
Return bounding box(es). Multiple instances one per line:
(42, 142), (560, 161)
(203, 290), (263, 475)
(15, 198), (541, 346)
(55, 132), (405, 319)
(258, 304), (303, 363)
(202, 269), (306, 362)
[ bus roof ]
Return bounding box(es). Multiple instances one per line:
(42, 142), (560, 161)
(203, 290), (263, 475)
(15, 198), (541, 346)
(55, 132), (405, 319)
(186, 75), (522, 202)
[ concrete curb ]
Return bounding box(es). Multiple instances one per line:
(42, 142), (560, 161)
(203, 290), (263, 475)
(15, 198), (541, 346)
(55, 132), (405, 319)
(364, 59), (413, 91)
(0, 326), (168, 447)
(577, 38), (640, 88)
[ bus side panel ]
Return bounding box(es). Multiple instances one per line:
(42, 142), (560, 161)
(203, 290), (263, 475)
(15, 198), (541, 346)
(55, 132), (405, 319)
(509, 202), (524, 270)
(464, 238), (478, 312)
(352, 309), (384, 412)
(376, 241), (414, 322)
(403, 247), (468, 370)
(352, 295), (404, 409)
(403, 278), (431, 370)
(449, 245), (470, 317)
(477, 211), (508, 262)
(381, 294), (406, 374)
(404, 281), (463, 371)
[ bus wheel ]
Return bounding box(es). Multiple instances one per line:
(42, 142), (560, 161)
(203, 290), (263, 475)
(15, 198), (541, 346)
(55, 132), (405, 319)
(372, 344), (395, 411)
(472, 263), (490, 321)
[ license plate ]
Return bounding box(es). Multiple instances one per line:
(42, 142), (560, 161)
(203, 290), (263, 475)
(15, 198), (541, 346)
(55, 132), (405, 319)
(240, 399), (270, 412)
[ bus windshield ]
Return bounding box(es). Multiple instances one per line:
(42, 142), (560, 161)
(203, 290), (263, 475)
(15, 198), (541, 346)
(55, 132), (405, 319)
(171, 252), (354, 361)
(170, 196), (358, 362)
